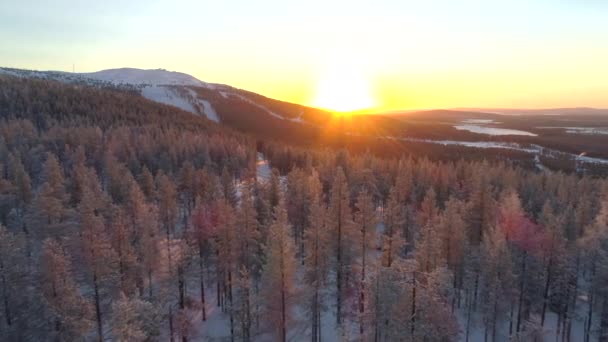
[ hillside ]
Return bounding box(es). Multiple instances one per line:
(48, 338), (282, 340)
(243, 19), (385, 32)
(3, 67), (608, 175)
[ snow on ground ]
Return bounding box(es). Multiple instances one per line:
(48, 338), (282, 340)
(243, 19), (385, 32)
(227, 93), (305, 123)
(456, 296), (588, 342)
(231, 93), (287, 120)
(142, 85), (197, 113)
(140, 86), (221, 123)
(454, 124), (537, 136)
(186, 88), (220, 123)
(256, 152), (271, 183)
(200, 99), (220, 123)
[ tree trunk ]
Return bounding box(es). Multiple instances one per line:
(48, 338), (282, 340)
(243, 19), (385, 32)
(360, 215), (367, 336)
(541, 252), (553, 327)
(93, 272), (103, 342)
(411, 271), (417, 339)
(148, 269), (153, 299)
(1, 262), (12, 327)
(178, 265), (185, 310)
(336, 196), (343, 325)
(199, 242), (206, 321)
(516, 251), (527, 334)
(281, 270), (287, 342)
(169, 305), (175, 342)
(465, 289), (472, 342)
(599, 296), (608, 342)
(228, 270), (234, 342)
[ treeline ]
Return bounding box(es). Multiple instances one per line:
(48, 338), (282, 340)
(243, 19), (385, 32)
(0, 75), (608, 341)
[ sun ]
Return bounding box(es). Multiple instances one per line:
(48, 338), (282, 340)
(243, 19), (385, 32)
(313, 62), (375, 113)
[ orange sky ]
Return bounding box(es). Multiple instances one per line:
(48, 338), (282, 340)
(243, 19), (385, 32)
(2, 1), (608, 111)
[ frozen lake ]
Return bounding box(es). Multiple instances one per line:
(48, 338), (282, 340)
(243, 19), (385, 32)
(454, 124), (537, 136)
(537, 126), (608, 135)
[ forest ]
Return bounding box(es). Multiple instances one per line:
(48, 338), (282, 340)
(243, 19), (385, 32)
(1, 75), (608, 341)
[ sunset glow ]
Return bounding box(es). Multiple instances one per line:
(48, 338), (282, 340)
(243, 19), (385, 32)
(2, 1), (608, 110)
(313, 62), (375, 112)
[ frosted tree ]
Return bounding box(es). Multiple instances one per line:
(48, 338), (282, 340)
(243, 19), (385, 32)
(221, 167), (238, 206)
(286, 168), (310, 263)
(496, 189), (545, 337)
(109, 208), (138, 296)
(537, 201), (566, 328)
(156, 172), (179, 341)
(111, 293), (161, 342)
(328, 167), (355, 324)
(140, 203), (161, 299)
(178, 161), (196, 229)
(7, 153), (31, 213)
(29, 152), (70, 239)
(139, 166), (156, 200)
(580, 199), (608, 341)
(353, 188), (378, 335)
(479, 225), (514, 341)
(215, 199), (238, 339)
(0, 225), (36, 339)
(383, 187), (406, 268)
(189, 201), (216, 321)
(303, 172), (330, 342)
(41, 239), (93, 340)
(414, 267), (460, 341)
(79, 183), (119, 342)
(261, 197), (297, 342)
(436, 197), (467, 310)
(234, 184), (261, 340)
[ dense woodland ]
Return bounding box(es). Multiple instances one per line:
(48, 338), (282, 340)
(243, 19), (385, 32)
(1, 75), (608, 341)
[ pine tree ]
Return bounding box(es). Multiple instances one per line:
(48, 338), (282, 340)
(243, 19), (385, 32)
(41, 239), (94, 340)
(111, 293), (161, 342)
(7, 153), (32, 212)
(109, 208), (138, 296)
(261, 197), (297, 342)
(354, 188), (378, 335)
(0, 225), (27, 337)
(189, 201), (215, 321)
(328, 167), (355, 324)
(234, 183), (261, 340)
(215, 199), (238, 340)
(480, 225), (514, 341)
(29, 152), (70, 239)
(383, 187), (406, 268)
(178, 161), (196, 229)
(139, 166), (156, 200)
(80, 184), (118, 342)
(155, 172), (179, 341)
(580, 199), (608, 341)
(303, 172), (330, 342)
(437, 197), (468, 310)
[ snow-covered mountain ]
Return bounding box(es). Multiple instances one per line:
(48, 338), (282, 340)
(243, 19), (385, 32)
(82, 68), (207, 87)
(0, 67), (223, 121)
(0, 66), (322, 125)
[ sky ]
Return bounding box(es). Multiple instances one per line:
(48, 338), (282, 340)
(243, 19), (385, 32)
(1, 0), (608, 111)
